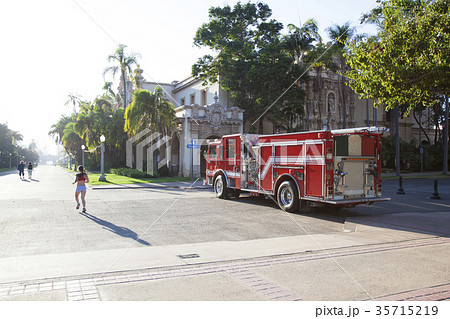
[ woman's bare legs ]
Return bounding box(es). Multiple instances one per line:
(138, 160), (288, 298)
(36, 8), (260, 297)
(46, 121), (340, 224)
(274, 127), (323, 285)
(80, 191), (87, 211)
(75, 191), (81, 209)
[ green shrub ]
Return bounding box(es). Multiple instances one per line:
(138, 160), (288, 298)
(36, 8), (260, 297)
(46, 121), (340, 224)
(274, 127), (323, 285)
(157, 164), (169, 177)
(381, 136), (449, 172)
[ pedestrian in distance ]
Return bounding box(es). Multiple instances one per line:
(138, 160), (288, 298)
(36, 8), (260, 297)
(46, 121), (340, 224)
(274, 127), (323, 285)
(27, 162), (33, 179)
(72, 165), (89, 213)
(18, 161), (25, 180)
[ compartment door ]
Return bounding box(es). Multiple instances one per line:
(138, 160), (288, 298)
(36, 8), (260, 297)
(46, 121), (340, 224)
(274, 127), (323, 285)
(259, 145), (273, 191)
(305, 142), (324, 197)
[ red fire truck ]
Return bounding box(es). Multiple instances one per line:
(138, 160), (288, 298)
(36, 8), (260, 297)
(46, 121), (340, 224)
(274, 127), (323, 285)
(204, 127), (390, 212)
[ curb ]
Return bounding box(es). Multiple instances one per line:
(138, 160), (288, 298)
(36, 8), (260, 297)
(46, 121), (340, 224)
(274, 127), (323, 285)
(91, 184), (211, 191)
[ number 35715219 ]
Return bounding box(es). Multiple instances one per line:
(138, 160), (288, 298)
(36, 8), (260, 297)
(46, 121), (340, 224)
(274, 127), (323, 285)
(376, 306), (438, 316)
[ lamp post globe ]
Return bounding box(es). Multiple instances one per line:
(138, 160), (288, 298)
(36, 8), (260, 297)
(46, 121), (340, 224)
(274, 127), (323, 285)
(99, 135), (107, 181)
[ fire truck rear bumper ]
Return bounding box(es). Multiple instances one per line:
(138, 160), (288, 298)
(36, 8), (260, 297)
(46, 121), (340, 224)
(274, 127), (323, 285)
(315, 197), (391, 205)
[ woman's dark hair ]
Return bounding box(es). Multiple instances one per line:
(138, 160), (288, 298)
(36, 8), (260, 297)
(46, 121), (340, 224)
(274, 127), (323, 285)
(78, 165), (84, 173)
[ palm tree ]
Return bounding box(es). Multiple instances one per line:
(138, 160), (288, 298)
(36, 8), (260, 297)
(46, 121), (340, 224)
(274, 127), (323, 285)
(74, 102), (99, 150)
(65, 93), (82, 113)
(284, 18), (321, 66)
(124, 87), (176, 173)
(279, 19), (321, 132)
(124, 87), (176, 138)
(103, 44), (140, 108)
(105, 107), (127, 167)
(49, 114), (76, 150)
(102, 82), (116, 99)
(326, 22), (356, 129)
(9, 130), (23, 146)
(62, 122), (84, 155)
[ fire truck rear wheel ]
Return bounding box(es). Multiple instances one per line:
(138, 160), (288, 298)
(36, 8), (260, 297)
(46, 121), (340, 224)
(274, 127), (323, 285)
(214, 175), (228, 199)
(277, 181), (299, 213)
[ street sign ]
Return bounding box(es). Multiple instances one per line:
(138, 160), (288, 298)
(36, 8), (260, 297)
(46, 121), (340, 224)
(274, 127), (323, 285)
(186, 140), (201, 149)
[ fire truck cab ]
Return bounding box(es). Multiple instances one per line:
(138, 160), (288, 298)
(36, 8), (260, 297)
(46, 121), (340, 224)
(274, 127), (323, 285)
(204, 127), (390, 212)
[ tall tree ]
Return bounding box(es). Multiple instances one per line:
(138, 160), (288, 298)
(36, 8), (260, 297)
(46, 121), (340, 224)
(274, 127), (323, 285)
(345, 0), (450, 114)
(326, 22), (356, 128)
(0, 123), (23, 166)
(103, 44), (140, 108)
(192, 2), (306, 133)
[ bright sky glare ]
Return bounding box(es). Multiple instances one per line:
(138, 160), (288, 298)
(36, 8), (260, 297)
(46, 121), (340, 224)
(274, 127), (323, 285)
(0, 0), (378, 155)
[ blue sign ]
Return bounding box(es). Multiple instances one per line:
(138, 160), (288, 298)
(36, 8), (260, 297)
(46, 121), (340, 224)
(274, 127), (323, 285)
(186, 140), (201, 149)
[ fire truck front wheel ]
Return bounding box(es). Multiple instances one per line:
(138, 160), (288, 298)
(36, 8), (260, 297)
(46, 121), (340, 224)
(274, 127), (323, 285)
(214, 175), (228, 199)
(277, 181), (299, 213)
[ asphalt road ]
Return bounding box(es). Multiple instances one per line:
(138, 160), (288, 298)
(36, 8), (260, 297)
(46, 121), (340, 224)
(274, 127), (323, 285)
(1, 165), (449, 258)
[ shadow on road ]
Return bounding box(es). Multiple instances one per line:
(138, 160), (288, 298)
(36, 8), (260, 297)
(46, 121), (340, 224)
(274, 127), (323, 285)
(80, 211), (151, 246)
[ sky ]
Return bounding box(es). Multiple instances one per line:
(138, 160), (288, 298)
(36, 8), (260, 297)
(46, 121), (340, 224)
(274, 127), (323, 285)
(0, 0), (379, 155)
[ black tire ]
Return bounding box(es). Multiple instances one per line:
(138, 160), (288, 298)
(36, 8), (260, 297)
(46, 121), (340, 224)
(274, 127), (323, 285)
(214, 175), (228, 199)
(277, 181), (299, 213)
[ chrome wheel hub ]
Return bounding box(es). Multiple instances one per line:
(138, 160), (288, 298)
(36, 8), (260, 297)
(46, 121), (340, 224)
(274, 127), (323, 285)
(280, 188), (293, 206)
(215, 179), (223, 195)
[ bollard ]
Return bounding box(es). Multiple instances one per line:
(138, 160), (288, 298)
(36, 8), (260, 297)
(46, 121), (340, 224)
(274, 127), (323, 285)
(396, 176), (406, 194)
(430, 178), (441, 199)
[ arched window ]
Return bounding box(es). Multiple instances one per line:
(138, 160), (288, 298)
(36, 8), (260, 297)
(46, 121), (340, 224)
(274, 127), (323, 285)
(327, 93), (335, 113)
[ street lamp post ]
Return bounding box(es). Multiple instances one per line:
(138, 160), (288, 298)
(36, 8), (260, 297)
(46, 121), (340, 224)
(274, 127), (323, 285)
(81, 145), (86, 168)
(98, 135), (107, 181)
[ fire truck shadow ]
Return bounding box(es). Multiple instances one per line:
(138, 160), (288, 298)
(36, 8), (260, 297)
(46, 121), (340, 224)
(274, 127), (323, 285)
(230, 194), (280, 209)
(231, 194), (356, 223)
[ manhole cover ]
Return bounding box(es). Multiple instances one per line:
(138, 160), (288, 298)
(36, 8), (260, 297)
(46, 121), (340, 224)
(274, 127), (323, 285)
(177, 253), (200, 259)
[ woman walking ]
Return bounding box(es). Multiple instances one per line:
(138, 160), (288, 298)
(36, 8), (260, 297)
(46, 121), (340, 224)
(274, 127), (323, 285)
(72, 165), (89, 212)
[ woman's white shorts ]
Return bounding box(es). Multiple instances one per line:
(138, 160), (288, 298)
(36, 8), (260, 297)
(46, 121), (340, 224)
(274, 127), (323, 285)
(76, 185), (87, 193)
